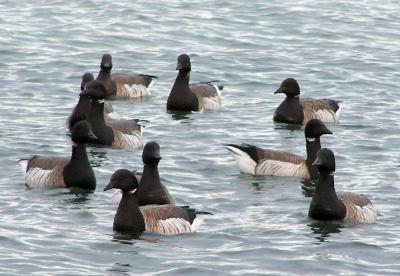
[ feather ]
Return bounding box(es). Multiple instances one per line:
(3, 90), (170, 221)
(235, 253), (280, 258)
(112, 74), (156, 98)
(154, 218), (193, 235)
(338, 192), (377, 224)
(140, 204), (198, 235)
(25, 167), (66, 188)
(255, 159), (309, 179)
(301, 98), (341, 123)
(112, 129), (143, 149)
(225, 145), (257, 174)
(190, 83), (222, 111)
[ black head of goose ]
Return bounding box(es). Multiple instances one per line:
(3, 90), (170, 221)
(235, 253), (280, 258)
(23, 120), (97, 189)
(82, 80), (143, 149)
(273, 78), (341, 125)
(104, 169), (212, 236)
(167, 54), (222, 112)
(66, 73), (94, 130)
(225, 119), (332, 180)
(137, 141), (175, 206)
(96, 53), (157, 99)
(308, 148), (377, 224)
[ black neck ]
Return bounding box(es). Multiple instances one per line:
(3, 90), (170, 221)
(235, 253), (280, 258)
(87, 101), (114, 145)
(97, 68), (116, 96)
(167, 70), (199, 111)
(308, 171), (345, 220)
(63, 143), (96, 189)
(69, 96), (91, 129)
(113, 191), (146, 234)
(137, 163), (166, 205)
(97, 68), (111, 81)
(70, 143), (89, 163)
(273, 96), (304, 124)
(142, 163), (161, 186)
(305, 138), (322, 179)
(173, 70), (190, 93)
(88, 101), (106, 126)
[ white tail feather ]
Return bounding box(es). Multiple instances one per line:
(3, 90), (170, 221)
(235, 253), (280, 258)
(213, 84), (222, 97)
(18, 160), (28, 175)
(225, 146), (256, 174)
(190, 216), (205, 232)
(147, 78), (156, 88)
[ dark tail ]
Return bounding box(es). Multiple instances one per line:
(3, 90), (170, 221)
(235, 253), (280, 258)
(196, 211), (213, 215)
(201, 80), (224, 91)
(180, 206), (213, 215)
(224, 143), (259, 162)
(139, 74), (158, 79)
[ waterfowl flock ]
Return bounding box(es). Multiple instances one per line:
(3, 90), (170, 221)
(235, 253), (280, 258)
(20, 53), (377, 239)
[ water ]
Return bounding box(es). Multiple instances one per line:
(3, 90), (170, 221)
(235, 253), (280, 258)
(1, 0), (399, 275)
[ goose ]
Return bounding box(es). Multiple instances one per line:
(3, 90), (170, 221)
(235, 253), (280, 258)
(96, 53), (157, 99)
(273, 78), (341, 125)
(66, 73), (119, 130)
(167, 54), (223, 112)
(104, 169), (212, 236)
(225, 119), (332, 180)
(21, 120), (97, 189)
(111, 141), (175, 205)
(82, 80), (143, 149)
(308, 148), (377, 224)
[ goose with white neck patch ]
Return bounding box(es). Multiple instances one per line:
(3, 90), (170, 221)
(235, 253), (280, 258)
(225, 119), (332, 180)
(273, 78), (341, 125)
(167, 54), (223, 112)
(82, 80), (143, 149)
(20, 120), (97, 189)
(112, 141), (175, 205)
(104, 169), (212, 236)
(96, 53), (157, 99)
(66, 73), (119, 130)
(309, 148), (377, 224)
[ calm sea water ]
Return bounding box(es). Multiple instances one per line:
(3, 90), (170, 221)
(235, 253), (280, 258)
(1, 0), (399, 275)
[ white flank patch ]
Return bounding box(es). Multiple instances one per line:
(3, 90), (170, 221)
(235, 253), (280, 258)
(347, 204), (377, 224)
(25, 168), (64, 188)
(313, 109), (339, 123)
(201, 95), (222, 111)
(255, 159), (309, 179)
(113, 130), (143, 149)
(225, 146), (256, 174)
(335, 106), (342, 122)
(120, 84), (149, 98)
(155, 218), (192, 235)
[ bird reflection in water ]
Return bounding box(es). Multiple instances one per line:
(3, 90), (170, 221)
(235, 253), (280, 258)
(308, 220), (343, 243)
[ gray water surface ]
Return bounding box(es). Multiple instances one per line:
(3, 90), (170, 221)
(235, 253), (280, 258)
(1, 0), (400, 275)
